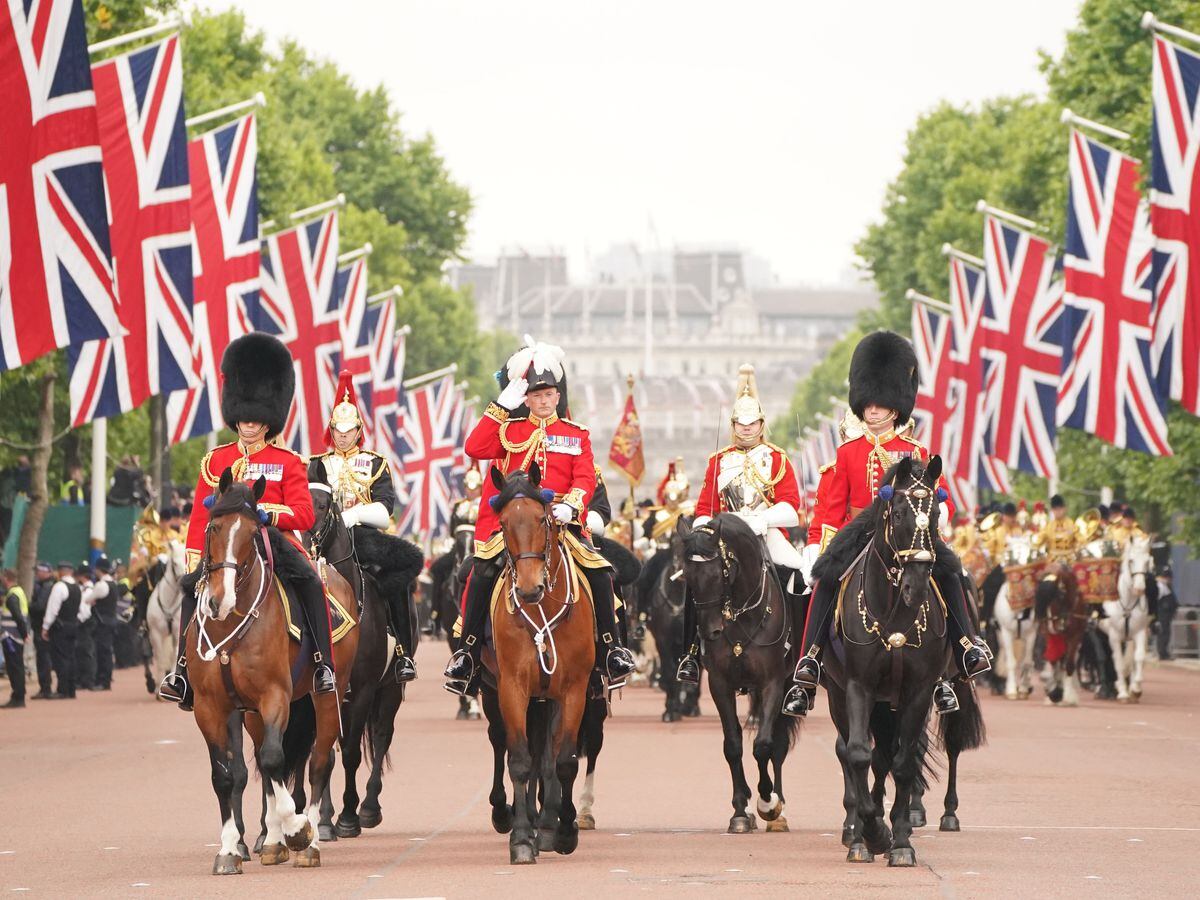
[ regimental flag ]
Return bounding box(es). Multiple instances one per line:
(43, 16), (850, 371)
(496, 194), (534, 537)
(166, 113), (259, 443)
(608, 385), (645, 485)
(947, 256), (1011, 494)
(0, 0), (121, 372)
(251, 210), (340, 456)
(333, 256), (372, 441)
(1060, 130), (1171, 456)
(980, 215), (1063, 479)
(1150, 35), (1200, 415)
(69, 34), (193, 425)
(396, 373), (464, 539)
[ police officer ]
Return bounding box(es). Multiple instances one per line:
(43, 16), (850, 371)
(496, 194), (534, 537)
(1, 568), (29, 708)
(87, 556), (118, 691)
(42, 561), (81, 699)
(74, 561), (98, 691)
(27, 562), (55, 700)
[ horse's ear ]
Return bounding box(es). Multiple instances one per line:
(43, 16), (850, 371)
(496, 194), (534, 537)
(897, 456), (913, 480)
(677, 517), (692, 540)
(218, 467), (233, 494)
(528, 462), (542, 487)
(490, 465), (505, 491)
(253, 476), (267, 501)
(926, 454), (942, 483)
(307, 458), (327, 484)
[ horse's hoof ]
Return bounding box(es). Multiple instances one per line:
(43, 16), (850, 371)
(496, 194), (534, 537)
(1005, 692), (1018, 700)
(212, 852), (243, 875)
(888, 847), (917, 867)
(846, 842), (874, 863)
(756, 792), (783, 822)
(909, 808), (926, 828)
(283, 820), (313, 852)
(683, 705), (701, 718)
(292, 846), (321, 868)
(253, 833), (266, 855)
(491, 804), (514, 835)
(259, 843), (289, 866)
(727, 815), (754, 834)
(236, 841), (250, 861)
(1117, 695), (1130, 703)
(537, 828), (557, 852)
(662, 710), (680, 723)
(576, 812), (596, 831)
(864, 823), (892, 855)
(318, 823), (337, 843)
(554, 824), (580, 855)
(510, 843), (537, 865)
(358, 807), (382, 829)
(144, 676), (155, 694)
(939, 814), (961, 832)
(1130, 688), (1143, 700)
(455, 707), (469, 720)
(841, 827), (855, 848)
(765, 816), (789, 833)
(334, 816), (361, 838)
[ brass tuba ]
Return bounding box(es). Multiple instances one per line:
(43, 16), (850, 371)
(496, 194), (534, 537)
(1075, 508), (1102, 544)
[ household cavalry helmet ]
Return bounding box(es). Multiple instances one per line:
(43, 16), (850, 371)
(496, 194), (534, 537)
(325, 370), (365, 448)
(731, 364), (765, 426)
(657, 458), (690, 509)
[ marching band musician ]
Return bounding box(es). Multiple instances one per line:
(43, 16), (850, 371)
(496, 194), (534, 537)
(786, 331), (991, 718)
(1038, 495), (1079, 563)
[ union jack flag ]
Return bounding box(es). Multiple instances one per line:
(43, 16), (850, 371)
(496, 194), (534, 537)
(1149, 35), (1200, 415)
(250, 210), (340, 456)
(374, 321), (407, 500)
(396, 373), (463, 539)
(980, 215), (1063, 479)
(333, 256), (373, 440)
(166, 114), (259, 443)
(68, 34), (193, 424)
(1060, 130), (1171, 456)
(0, 0), (121, 372)
(947, 256), (1011, 494)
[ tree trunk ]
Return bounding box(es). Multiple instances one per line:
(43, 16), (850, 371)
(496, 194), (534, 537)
(148, 394), (165, 506)
(16, 371), (56, 598)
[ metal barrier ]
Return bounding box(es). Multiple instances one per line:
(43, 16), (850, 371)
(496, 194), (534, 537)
(1171, 608), (1200, 659)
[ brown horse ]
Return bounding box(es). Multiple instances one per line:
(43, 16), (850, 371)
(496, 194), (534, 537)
(487, 464), (595, 865)
(1035, 563), (1087, 706)
(188, 471), (358, 875)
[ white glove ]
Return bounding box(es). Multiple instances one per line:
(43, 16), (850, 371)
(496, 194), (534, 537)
(344, 501), (390, 530)
(693, 515), (712, 529)
(738, 510), (768, 536)
(586, 509), (605, 533)
(341, 505), (362, 528)
(551, 503), (574, 524)
(497, 376), (529, 411)
(799, 543), (821, 585)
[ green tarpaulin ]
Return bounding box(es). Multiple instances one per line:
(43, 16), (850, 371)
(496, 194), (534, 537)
(2, 496), (140, 567)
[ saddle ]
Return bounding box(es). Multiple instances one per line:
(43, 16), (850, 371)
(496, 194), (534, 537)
(276, 574), (356, 645)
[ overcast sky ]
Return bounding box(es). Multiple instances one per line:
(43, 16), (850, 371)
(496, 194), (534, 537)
(212, 1), (1081, 286)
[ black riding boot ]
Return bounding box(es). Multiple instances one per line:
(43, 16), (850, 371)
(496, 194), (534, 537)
(157, 569), (200, 710)
(933, 678), (960, 715)
(270, 534), (335, 694)
(675, 591), (701, 684)
(584, 568), (637, 681)
(935, 568), (991, 679)
(383, 586), (417, 683)
(792, 576), (838, 688)
(444, 558), (498, 693)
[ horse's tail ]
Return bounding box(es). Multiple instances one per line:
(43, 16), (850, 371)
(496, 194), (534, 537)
(1034, 577), (1058, 620)
(937, 679), (987, 755)
(281, 696), (316, 790)
(749, 691), (802, 749)
(363, 689), (394, 773)
(914, 727), (936, 795)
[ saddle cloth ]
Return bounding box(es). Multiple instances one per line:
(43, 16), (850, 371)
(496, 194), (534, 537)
(276, 575), (356, 644)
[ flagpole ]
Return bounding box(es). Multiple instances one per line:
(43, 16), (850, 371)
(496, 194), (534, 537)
(940, 243), (985, 268)
(367, 285), (403, 305)
(337, 243), (373, 264)
(1140, 11), (1200, 48)
(905, 288), (953, 314)
(185, 92), (266, 129)
(87, 16), (182, 54)
(89, 419), (107, 564)
(974, 200), (1046, 234)
(403, 363), (458, 390)
(261, 194), (346, 236)
(1059, 108), (1132, 143)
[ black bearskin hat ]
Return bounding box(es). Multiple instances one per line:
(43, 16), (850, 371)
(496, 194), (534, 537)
(220, 332), (294, 439)
(1050, 494), (1066, 509)
(848, 330), (919, 424)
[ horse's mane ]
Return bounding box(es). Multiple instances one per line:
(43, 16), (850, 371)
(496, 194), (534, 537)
(684, 513), (757, 558)
(209, 480), (257, 518)
(493, 468), (550, 513)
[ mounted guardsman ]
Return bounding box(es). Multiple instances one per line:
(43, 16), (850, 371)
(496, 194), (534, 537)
(311, 370), (417, 683)
(443, 338), (638, 694)
(674, 364), (806, 689)
(157, 333), (336, 709)
(786, 331), (992, 718)
(644, 458), (694, 550)
(451, 464), (484, 532)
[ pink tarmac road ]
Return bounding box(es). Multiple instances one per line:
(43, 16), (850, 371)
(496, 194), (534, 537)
(0, 650), (1197, 898)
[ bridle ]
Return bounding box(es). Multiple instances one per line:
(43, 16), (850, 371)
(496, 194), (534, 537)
(195, 499), (273, 662)
(308, 482), (356, 569)
(685, 521), (783, 652)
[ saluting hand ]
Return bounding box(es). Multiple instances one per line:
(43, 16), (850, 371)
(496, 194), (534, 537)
(497, 376), (529, 411)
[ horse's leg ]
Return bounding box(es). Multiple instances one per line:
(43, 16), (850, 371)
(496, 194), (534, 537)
(707, 669), (752, 833)
(886, 691), (933, 867)
(577, 692), (605, 830)
(661, 645), (680, 722)
(196, 702), (243, 875)
(531, 702), (559, 853)
(767, 707), (791, 833)
(999, 619), (1019, 699)
(1131, 628), (1147, 699)
(481, 686), (514, 834)
(227, 711), (250, 860)
(240, 713), (272, 857)
(1062, 638), (1082, 707)
(335, 688), (372, 838)
(846, 681), (888, 858)
(941, 745), (961, 832)
(360, 682), (403, 828)
(296, 694), (340, 868)
(908, 729), (928, 829)
(1105, 624), (1129, 701)
(499, 683), (537, 865)
(259, 694), (312, 857)
(751, 682), (785, 828)
(552, 689), (586, 855)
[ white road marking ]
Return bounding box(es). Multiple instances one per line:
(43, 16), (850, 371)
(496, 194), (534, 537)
(615, 832), (632, 836)
(131, 884), (150, 888)
(963, 872), (980, 876)
(965, 824), (1200, 832)
(154, 739), (178, 745)
(1086, 875), (1103, 880)
(611, 868), (629, 873)
(0, 850), (15, 855)
(1128, 838), (1143, 842)
(1020, 836), (1036, 841)
(103, 846), (119, 850)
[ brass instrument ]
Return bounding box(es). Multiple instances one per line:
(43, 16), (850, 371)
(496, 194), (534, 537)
(978, 511), (1000, 533)
(1075, 508), (1102, 544)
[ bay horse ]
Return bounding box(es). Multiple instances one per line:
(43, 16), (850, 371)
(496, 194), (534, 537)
(486, 464), (595, 865)
(1035, 562), (1087, 706)
(640, 519), (702, 722)
(677, 513), (799, 834)
(188, 471), (358, 874)
(819, 456), (949, 867)
(1100, 535), (1153, 702)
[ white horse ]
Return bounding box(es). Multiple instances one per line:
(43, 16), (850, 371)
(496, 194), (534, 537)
(1100, 535), (1153, 702)
(145, 539), (186, 687)
(991, 535), (1038, 699)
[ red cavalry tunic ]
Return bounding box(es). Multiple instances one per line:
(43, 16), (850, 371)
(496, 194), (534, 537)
(185, 439), (314, 571)
(693, 442), (802, 535)
(805, 429), (954, 546)
(465, 402), (595, 549)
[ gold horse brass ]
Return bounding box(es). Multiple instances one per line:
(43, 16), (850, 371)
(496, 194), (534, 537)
(887, 632), (907, 649)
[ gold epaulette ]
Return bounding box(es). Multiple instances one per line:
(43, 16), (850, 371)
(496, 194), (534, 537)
(818, 461), (835, 474)
(198, 444), (235, 487)
(766, 441), (787, 454)
(709, 444), (735, 461)
(561, 417), (589, 431)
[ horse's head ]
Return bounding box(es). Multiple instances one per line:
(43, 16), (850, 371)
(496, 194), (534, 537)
(876, 455), (943, 608)
(678, 515), (757, 641)
(1036, 563), (1079, 633)
(202, 469), (267, 620)
(1124, 534), (1153, 598)
(305, 458), (341, 556)
(490, 464), (555, 604)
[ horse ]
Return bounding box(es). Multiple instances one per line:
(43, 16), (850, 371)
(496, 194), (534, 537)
(303, 460), (422, 841)
(144, 539), (186, 691)
(431, 524), (481, 720)
(818, 455), (949, 867)
(992, 534), (1038, 700)
(1034, 563), (1087, 706)
(677, 513), (799, 835)
(1100, 535), (1153, 702)
(188, 470), (359, 875)
(640, 519), (702, 722)
(484, 463), (596, 865)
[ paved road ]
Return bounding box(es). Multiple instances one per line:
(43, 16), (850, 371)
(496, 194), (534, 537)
(1, 650), (1197, 898)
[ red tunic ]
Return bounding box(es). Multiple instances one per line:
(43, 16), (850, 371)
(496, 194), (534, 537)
(693, 442), (802, 535)
(185, 439), (314, 570)
(806, 430), (954, 545)
(465, 403), (596, 546)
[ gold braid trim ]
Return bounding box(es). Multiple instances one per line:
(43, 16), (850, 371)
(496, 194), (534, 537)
(499, 421), (547, 472)
(484, 402), (509, 423)
(199, 450), (221, 487)
(560, 487), (586, 515)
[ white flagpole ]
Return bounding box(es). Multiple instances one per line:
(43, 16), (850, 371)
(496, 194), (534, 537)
(261, 194), (346, 236)
(403, 363), (458, 390)
(87, 16), (182, 54)
(367, 285), (402, 305)
(905, 288), (954, 314)
(337, 243), (373, 264)
(940, 243), (985, 268)
(185, 92), (266, 129)
(1059, 108), (1132, 143)
(1140, 11), (1200, 48)
(974, 199), (1045, 233)
(89, 419), (107, 561)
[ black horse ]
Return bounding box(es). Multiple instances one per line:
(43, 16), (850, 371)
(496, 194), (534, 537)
(639, 520), (701, 722)
(678, 514), (800, 834)
(429, 525), (479, 719)
(819, 455), (951, 867)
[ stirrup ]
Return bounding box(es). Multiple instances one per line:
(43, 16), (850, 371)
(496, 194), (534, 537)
(444, 648), (476, 681)
(933, 680), (960, 715)
(961, 646), (992, 679)
(782, 684), (810, 718)
(676, 654), (700, 685)
(313, 663), (336, 694)
(443, 678), (471, 697)
(604, 646), (637, 680)
(793, 654), (821, 689)
(973, 636), (994, 661)
(392, 654), (417, 684)
(157, 669), (192, 711)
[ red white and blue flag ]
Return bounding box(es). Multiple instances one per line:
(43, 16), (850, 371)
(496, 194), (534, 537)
(0, 0), (121, 372)
(396, 372), (463, 539)
(333, 256), (373, 440)
(374, 320), (407, 499)
(980, 215), (1063, 479)
(1149, 35), (1200, 415)
(1059, 130), (1171, 456)
(166, 113), (260, 443)
(69, 34), (193, 424)
(251, 210), (340, 456)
